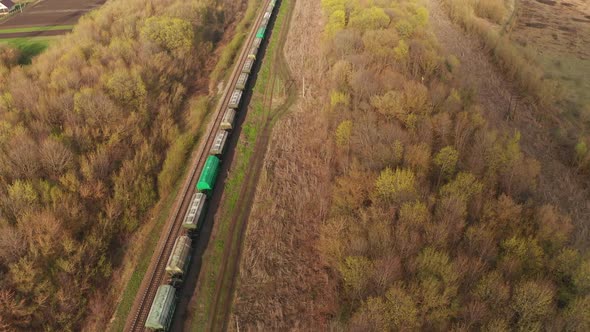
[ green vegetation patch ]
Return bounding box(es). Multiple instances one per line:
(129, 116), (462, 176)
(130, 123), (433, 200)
(0, 24), (73, 34)
(0, 36), (57, 64)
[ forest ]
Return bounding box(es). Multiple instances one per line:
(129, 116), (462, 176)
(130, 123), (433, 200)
(0, 0), (241, 329)
(319, 0), (589, 330)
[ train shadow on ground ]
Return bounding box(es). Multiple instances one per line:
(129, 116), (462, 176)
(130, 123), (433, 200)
(170, 5), (279, 330)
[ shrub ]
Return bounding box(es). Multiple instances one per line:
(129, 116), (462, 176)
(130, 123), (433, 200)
(330, 90), (350, 109)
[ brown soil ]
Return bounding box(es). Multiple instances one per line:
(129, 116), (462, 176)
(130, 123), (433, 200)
(0, 0), (105, 29)
(0, 29), (70, 38)
(428, 0), (590, 248)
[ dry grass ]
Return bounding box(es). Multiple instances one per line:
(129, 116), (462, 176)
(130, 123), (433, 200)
(427, 0), (590, 250)
(229, 0), (338, 329)
(443, 0), (559, 107)
(474, 0), (507, 24)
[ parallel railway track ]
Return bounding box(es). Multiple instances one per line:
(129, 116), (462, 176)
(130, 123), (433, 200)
(124, 1), (273, 330)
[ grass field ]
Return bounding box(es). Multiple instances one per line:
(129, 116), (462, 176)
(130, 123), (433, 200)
(0, 24), (73, 34)
(509, 0), (589, 113)
(189, 0), (294, 329)
(0, 36), (58, 63)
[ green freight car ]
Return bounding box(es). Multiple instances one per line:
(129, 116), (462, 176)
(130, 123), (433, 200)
(145, 285), (176, 331)
(256, 27), (266, 39)
(197, 155), (220, 193)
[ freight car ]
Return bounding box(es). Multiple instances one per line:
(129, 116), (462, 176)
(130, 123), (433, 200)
(256, 26), (266, 39)
(253, 37), (262, 49)
(229, 89), (243, 109)
(221, 108), (236, 130)
(165, 236), (192, 277)
(248, 45), (258, 60)
(236, 73), (249, 90)
(145, 285), (176, 331)
(210, 130), (229, 155)
(197, 155), (220, 193)
(242, 58), (254, 74)
(182, 192), (206, 231)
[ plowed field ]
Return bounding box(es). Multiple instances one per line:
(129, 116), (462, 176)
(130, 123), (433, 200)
(0, 0), (105, 37)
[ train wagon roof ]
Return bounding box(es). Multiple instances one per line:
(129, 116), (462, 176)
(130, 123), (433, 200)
(228, 89), (242, 108)
(210, 130), (229, 155)
(165, 236), (192, 275)
(256, 27), (266, 38)
(197, 155), (220, 191)
(242, 58), (254, 73)
(145, 285), (175, 330)
(182, 192), (206, 229)
(237, 73), (249, 87)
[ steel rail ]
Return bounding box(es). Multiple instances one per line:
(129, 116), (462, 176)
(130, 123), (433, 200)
(125, 0), (272, 330)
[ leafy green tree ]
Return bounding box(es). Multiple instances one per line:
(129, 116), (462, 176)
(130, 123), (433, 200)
(370, 90), (404, 119)
(510, 280), (554, 331)
(573, 259), (590, 293)
(3, 180), (38, 222)
(473, 271), (510, 311)
(339, 256), (373, 299)
(384, 283), (420, 330)
(103, 68), (147, 113)
(564, 295), (590, 331)
(374, 168), (416, 204)
(349, 7), (390, 31)
(141, 16), (194, 53)
(500, 236), (544, 278)
(440, 172), (483, 203)
(335, 120), (353, 147)
(326, 10), (346, 38)
(434, 146), (459, 180)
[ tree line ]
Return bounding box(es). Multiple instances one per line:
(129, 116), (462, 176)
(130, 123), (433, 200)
(319, 0), (589, 330)
(0, 0), (240, 329)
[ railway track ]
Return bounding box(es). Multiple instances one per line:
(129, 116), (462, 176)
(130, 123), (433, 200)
(124, 1), (273, 331)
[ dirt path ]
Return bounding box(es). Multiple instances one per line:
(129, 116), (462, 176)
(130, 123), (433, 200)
(427, 0), (590, 248)
(0, 29), (70, 38)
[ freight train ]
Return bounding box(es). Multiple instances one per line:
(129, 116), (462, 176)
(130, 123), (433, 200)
(144, 0), (278, 330)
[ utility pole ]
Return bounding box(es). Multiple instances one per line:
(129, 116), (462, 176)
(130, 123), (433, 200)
(302, 76), (305, 98)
